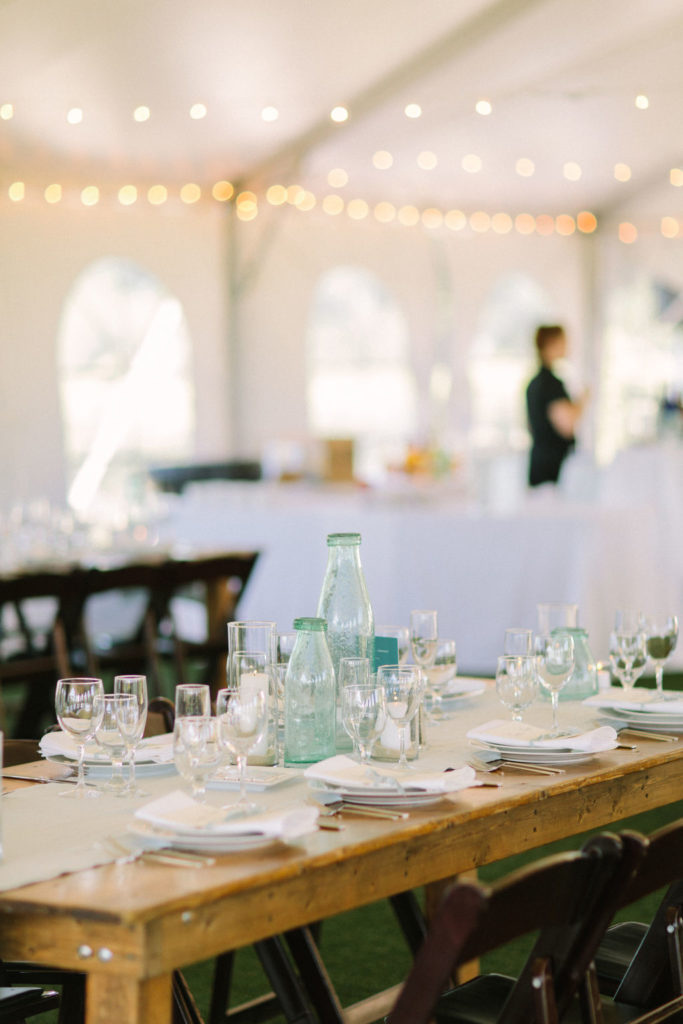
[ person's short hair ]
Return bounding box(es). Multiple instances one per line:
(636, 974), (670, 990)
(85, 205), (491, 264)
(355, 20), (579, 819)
(535, 325), (565, 355)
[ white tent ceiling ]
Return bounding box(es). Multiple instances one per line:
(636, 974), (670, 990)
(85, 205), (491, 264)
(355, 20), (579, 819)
(2, 0), (683, 219)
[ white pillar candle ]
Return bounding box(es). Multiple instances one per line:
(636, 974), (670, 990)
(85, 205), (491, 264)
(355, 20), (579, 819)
(240, 671), (270, 755)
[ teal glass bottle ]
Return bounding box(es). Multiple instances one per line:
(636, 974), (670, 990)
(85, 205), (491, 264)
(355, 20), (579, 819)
(317, 533), (375, 752)
(283, 617), (336, 766)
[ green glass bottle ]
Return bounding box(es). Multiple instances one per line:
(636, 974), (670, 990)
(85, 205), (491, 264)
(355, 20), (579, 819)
(283, 617), (336, 766)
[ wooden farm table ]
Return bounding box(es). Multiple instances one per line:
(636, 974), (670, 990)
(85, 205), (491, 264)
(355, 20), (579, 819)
(0, 689), (682, 1024)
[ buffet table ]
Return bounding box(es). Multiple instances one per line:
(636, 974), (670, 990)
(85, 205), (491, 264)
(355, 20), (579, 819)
(0, 685), (681, 1024)
(165, 480), (674, 673)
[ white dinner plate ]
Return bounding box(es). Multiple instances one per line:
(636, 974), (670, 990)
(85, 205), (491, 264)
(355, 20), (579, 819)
(601, 708), (683, 731)
(470, 742), (600, 765)
(333, 790), (447, 808)
(45, 753), (177, 778)
(129, 821), (280, 853)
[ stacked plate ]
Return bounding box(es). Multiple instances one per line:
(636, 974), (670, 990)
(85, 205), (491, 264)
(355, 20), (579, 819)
(304, 755), (476, 808)
(39, 730), (177, 778)
(466, 720), (619, 766)
(130, 790), (318, 853)
(426, 676), (486, 710)
(584, 690), (683, 734)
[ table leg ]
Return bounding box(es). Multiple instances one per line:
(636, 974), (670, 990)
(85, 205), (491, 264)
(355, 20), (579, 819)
(85, 972), (172, 1024)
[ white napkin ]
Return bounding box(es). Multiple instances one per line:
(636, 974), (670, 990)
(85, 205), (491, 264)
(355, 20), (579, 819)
(466, 719), (617, 752)
(584, 690), (683, 715)
(39, 730), (175, 763)
(135, 790), (318, 838)
(304, 755), (476, 793)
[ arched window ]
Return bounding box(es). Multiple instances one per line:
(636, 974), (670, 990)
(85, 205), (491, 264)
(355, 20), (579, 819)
(468, 273), (556, 449)
(307, 266), (417, 482)
(597, 277), (683, 464)
(58, 257), (195, 515)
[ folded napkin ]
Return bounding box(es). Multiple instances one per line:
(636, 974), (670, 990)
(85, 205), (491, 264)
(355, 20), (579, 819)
(584, 690), (683, 715)
(39, 730), (175, 763)
(135, 790), (318, 839)
(466, 719), (617, 752)
(304, 755), (475, 793)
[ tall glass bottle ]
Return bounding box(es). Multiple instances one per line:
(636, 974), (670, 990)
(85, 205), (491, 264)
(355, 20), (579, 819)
(317, 532), (374, 751)
(283, 617), (336, 766)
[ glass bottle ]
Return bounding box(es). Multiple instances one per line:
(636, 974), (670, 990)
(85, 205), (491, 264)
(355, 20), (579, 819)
(317, 533), (374, 751)
(283, 617), (336, 766)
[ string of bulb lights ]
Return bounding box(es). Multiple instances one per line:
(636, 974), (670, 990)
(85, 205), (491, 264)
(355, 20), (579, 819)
(1, 93), (682, 242)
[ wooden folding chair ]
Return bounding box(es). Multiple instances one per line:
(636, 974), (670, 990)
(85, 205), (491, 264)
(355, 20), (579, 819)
(593, 819), (683, 1023)
(386, 831), (645, 1024)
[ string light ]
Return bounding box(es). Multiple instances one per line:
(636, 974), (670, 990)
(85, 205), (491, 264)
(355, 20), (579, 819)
(8, 181), (24, 202)
(404, 103), (421, 118)
(372, 150), (393, 170)
(475, 99), (492, 116)
(133, 106), (151, 122)
(330, 106), (348, 123)
(66, 108), (83, 125)
(189, 103), (207, 120)
(0, 103), (13, 120)
(261, 106), (279, 122)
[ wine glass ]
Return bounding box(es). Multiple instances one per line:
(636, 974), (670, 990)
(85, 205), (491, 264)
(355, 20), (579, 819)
(614, 609), (641, 633)
(339, 657), (371, 690)
(503, 628), (533, 656)
(216, 682), (268, 812)
(534, 633), (575, 736)
(341, 681), (386, 763)
(495, 655), (538, 722)
(424, 639), (457, 718)
(175, 683), (210, 718)
(639, 615), (678, 692)
(376, 625), (410, 664)
(609, 631), (648, 690)
(94, 694), (136, 795)
(54, 677), (104, 798)
(173, 716), (223, 803)
(377, 665), (423, 770)
(114, 674), (148, 796)
(410, 610), (438, 672)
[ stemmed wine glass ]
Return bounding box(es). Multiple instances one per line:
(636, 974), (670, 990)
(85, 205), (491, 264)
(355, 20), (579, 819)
(609, 631), (648, 690)
(495, 655), (538, 722)
(534, 633), (575, 736)
(216, 677), (268, 812)
(175, 683), (211, 718)
(377, 665), (423, 770)
(341, 681), (386, 763)
(639, 615), (678, 692)
(114, 674), (148, 796)
(173, 716), (223, 803)
(94, 693), (137, 795)
(424, 639), (457, 718)
(54, 677), (104, 798)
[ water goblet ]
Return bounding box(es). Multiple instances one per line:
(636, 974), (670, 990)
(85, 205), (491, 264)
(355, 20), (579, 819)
(503, 628), (533, 656)
(609, 631), (648, 690)
(534, 633), (575, 736)
(495, 655), (538, 722)
(377, 664), (423, 770)
(341, 681), (386, 763)
(173, 716), (223, 802)
(54, 677), (104, 798)
(175, 683), (210, 718)
(425, 639), (457, 718)
(376, 625), (410, 664)
(216, 679), (268, 812)
(410, 610), (438, 672)
(114, 674), (148, 796)
(640, 615), (678, 692)
(94, 694), (137, 795)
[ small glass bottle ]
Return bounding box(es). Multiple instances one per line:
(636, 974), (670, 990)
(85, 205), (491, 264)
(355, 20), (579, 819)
(317, 533), (374, 751)
(283, 617), (336, 766)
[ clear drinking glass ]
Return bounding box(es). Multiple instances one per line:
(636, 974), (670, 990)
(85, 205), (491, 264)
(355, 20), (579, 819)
(495, 655), (538, 721)
(173, 716), (223, 802)
(425, 639), (457, 718)
(216, 681), (268, 812)
(503, 629), (533, 656)
(175, 683), (211, 719)
(341, 682), (386, 762)
(54, 677), (104, 798)
(609, 631), (648, 690)
(339, 656), (371, 690)
(410, 610), (438, 672)
(377, 664), (423, 770)
(114, 674), (148, 795)
(94, 694), (136, 795)
(534, 633), (575, 736)
(640, 615), (678, 692)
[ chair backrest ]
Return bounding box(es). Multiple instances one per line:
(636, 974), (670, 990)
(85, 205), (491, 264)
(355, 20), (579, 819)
(615, 820), (683, 1009)
(387, 831), (645, 1024)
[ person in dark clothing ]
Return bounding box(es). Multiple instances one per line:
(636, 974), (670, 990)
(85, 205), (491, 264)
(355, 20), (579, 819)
(526, 325), (587, 487)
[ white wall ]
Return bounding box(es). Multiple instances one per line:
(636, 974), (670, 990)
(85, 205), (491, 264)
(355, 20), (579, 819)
(0, 198), (231, 507)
